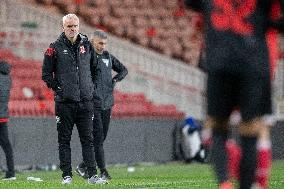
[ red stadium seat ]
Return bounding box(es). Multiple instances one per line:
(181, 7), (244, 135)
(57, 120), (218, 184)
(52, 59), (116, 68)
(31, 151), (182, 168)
(9, 100), (55, 117)
(0, 49), (15, 59)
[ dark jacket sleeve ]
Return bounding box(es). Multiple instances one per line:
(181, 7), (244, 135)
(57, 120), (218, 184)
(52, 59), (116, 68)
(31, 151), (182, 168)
(111, 54), (128, 82)
(184, 0), (204, 12)
(90, 45), (97, 82)
(42, 43), (59, 91)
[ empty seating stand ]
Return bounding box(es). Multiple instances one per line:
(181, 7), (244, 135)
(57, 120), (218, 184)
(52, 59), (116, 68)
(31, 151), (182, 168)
(1, 49), (184, 118)
(30, 0), (203, 66)
(113, 91), (184, 118)
(9, 100), (55, 117)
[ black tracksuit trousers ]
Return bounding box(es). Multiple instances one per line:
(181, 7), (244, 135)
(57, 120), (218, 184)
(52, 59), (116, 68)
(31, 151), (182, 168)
(93, 108), (111, 171)
(79, 108), (111, 172)
(55, 101), (95, 178)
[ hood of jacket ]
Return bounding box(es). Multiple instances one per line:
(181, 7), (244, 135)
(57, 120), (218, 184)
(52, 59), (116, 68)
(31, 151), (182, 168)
(0, 60), (11, 75)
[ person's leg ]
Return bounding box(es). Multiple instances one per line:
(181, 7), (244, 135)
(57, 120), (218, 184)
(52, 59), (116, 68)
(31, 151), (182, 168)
(77, 162), (86, 169)
(209, 118), (230, 185)
(99, 109), (112, 179)
(206, 71), (237, 188)
(76, 161), (87, 179)
(92, 108), (104, 172)
(226, 111), (241, 181)
(76, 101), (96, 178)
(226, 139), (241, 181)
(101, 109), (111, 141)
(225, 114), (272, 189)
(0, 122), (15, 178)
(254, 123), (272, 189)
(226, 118), (272, 189)
(76, 108), (110, 179)
(238, 56), (272, 189)
(56, 102), (75, 178)
(238, 119), (261, 189)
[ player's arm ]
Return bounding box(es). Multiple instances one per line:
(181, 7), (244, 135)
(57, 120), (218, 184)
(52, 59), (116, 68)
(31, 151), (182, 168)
(111, 54), (128, 82)
(184, 0), (204, 12)
(42, 44), (60, 92)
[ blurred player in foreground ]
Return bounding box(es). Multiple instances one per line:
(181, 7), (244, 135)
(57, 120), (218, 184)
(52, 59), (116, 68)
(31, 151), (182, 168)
(185, 0), (283, 188)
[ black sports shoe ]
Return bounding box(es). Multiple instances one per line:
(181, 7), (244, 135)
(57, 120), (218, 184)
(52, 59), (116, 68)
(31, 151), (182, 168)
(75, 165), (88, 179)
(100, 170), (111, 180)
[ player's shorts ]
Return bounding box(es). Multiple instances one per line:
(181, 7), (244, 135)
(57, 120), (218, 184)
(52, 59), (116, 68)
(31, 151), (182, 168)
(206, 51), (272, 122)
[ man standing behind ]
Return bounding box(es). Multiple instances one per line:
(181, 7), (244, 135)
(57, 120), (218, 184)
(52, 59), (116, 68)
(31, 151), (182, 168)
(0, 60), (15, 180)
(42, 14), (106, 185)
(76, 30), (128, 180)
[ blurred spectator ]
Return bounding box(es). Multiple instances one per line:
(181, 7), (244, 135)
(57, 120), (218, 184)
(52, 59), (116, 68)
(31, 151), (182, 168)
(0, 60), (16, 180)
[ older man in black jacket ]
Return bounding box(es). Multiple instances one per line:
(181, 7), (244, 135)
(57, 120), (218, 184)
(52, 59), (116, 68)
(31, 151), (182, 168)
(42, 14), (105, 185)
(0, 60), (15, 180)
(76, 30), (128, 180)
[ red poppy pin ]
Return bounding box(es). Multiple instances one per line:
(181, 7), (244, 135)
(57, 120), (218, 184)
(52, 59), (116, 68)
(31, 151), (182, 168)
(45, 48), (55, 56)
(80, 46), (86, 54)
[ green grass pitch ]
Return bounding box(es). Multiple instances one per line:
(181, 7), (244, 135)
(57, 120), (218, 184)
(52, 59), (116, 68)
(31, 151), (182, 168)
(0, 160), (283, 189)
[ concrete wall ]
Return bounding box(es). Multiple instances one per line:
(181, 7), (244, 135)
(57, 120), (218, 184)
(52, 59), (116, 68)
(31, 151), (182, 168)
(1, 117), (179, 167)
(271, 122), (284, 159)
(0, 118), (283, 168)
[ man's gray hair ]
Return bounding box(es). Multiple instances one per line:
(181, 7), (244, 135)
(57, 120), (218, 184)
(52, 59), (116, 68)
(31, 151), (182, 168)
(93, 29), (108, 39)
(62, 14), (79, 25)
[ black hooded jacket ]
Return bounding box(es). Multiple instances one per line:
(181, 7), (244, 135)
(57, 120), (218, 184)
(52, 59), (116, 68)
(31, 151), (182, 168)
(0, 61), (12, 118)
(91, 51), (128, 110)
(42, 33), (94, 102)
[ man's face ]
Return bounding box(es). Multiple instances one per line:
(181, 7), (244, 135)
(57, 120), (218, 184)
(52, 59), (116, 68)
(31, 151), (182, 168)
(92, 37), (107, 54)
(62, 17), (79, 42)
